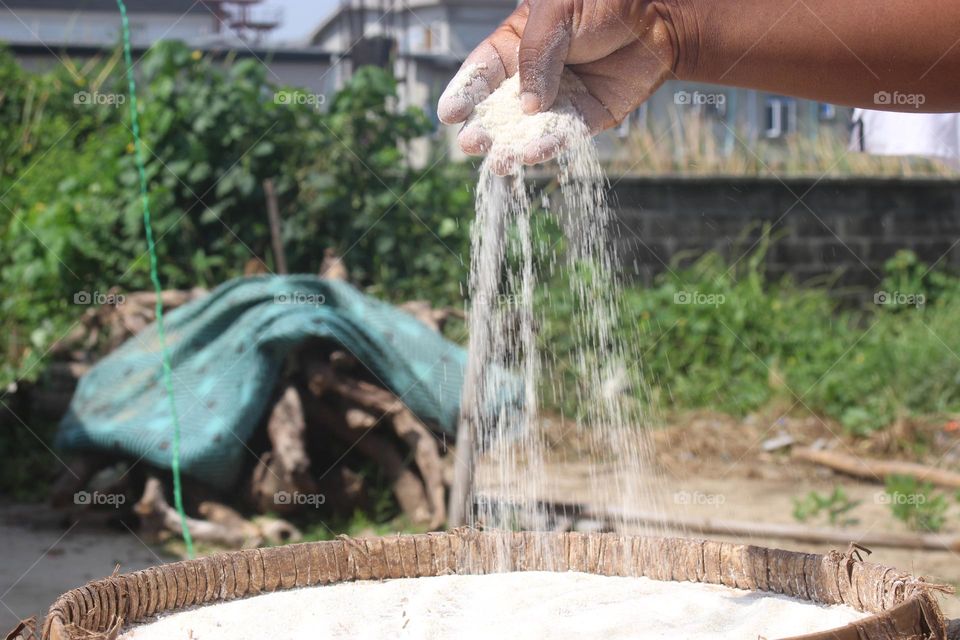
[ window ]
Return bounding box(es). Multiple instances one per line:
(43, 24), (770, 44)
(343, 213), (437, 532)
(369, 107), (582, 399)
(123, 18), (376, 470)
(818, 103), (837, 121)
(764, 97), (798, 138)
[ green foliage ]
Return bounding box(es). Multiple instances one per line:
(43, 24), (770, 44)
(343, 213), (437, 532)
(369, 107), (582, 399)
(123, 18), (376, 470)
(884, 475), (950, 533)
(292, 67), (470, 303)
(539, 237), (960, 434)
(0, 43), (472, 386)
(792, 486), (861, 526)
(0, 415), (58, 500)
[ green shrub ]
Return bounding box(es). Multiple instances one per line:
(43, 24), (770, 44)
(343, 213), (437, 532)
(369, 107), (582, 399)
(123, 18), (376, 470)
(539, 237), (960, 434)
(0, 43), (472, 386)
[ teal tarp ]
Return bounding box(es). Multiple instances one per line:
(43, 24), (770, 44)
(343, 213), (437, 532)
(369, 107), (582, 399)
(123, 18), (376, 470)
(56, 276), (468, 489)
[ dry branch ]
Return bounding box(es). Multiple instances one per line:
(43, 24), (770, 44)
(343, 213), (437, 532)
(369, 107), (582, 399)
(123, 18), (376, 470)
(137, 477), (261, 548)
(266, 385), (311, 479)
(793, 447), (960, 489)
(644, 510), (960, 552)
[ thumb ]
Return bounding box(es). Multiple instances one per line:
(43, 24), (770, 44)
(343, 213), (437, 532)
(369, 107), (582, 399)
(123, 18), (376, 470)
(518, 1), (572, 114)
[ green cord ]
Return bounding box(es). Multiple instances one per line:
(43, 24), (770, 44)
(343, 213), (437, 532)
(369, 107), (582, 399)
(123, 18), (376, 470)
(116, 0), (195, 558)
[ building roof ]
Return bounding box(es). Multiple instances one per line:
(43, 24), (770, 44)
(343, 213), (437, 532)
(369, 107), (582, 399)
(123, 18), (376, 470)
(309, 0), (516, 47)
(2, 0), (206, 13)
(9, 40), (333, 63)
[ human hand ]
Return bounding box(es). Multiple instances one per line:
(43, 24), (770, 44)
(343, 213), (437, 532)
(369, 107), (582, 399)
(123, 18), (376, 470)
(437, 0), (682, 164)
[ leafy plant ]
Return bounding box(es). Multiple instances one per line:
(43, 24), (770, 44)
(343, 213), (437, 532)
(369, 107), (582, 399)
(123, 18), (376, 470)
(0, 43), (473, 387)
(792, 486), (861, 526)
(884, 475), (949, 533)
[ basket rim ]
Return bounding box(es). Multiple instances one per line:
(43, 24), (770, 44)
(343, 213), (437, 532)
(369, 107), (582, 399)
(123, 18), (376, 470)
(42, 530), (947, 640)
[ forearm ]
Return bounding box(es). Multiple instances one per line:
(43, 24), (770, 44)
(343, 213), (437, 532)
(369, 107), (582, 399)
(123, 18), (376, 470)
(674, 0), (960, 112)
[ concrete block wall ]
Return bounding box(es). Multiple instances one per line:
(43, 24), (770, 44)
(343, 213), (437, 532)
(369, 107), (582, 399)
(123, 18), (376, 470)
(607, 176), (960, 290)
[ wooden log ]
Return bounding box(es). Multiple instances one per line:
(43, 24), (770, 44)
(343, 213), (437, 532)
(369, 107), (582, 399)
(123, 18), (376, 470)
(392, 410), (446, 529)
(304, 360), (447, 527)
(135, 478), (258, 548)
(266, 385), (311, 479)
(305, 398), (433, 526)
(793, 447), (960, 489)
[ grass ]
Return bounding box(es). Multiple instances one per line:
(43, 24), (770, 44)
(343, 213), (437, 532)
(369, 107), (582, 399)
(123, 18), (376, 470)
(539, 241), (960, 435)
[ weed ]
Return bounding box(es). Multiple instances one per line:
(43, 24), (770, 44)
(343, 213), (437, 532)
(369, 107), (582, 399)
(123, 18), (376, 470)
(884, 475), (949, 533)
(792, 486), (861, 527)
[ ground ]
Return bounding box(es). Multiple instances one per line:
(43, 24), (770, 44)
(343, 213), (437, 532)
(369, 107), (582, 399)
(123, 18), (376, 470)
(0, 505), (173, 632)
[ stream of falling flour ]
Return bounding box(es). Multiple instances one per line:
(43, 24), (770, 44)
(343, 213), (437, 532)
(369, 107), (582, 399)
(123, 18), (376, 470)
(465, 121), (666, 568)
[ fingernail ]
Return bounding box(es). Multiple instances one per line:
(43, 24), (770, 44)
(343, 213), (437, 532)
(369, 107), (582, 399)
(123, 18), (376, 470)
(520, 92), (541, 115)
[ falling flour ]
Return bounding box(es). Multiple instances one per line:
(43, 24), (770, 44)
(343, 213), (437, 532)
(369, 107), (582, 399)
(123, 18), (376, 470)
(120, 572), (868, 640)
(463, 70), (665, 556)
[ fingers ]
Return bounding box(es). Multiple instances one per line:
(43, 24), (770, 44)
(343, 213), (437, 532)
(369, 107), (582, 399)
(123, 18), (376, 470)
(518, 1), (572, 114)
(437, 42), (505, 125)
(437, 9), (526, 125)
(457, 124), (492, 156)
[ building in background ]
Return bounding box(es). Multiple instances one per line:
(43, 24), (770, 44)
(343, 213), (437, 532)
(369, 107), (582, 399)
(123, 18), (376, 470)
(310, 0), (516, 161)
(1, 0), (334, 96)
(0, 0), (212, 49)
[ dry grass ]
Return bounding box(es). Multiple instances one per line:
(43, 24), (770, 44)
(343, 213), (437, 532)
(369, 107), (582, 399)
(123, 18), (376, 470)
(605, 111), (959, 178)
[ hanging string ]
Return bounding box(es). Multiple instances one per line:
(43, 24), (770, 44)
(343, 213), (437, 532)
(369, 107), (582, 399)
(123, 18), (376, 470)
(115, 0), (195, 558)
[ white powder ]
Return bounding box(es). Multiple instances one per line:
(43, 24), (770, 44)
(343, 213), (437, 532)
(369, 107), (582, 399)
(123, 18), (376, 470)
(465, 72), (590, 171)
(121, 572), (868, 640)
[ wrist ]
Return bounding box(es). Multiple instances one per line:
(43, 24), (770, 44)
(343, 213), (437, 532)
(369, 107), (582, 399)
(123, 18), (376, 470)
(657, 0), (711, 82)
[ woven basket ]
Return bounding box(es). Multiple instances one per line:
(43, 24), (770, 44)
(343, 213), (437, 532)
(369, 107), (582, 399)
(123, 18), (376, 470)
(42, 530), (946, 640)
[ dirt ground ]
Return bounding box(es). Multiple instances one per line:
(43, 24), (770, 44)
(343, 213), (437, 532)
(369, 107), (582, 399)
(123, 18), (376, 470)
(0, 504), (173, 633)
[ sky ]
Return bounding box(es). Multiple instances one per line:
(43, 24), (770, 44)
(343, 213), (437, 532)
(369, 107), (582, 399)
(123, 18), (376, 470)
(260, 0), (340, 45)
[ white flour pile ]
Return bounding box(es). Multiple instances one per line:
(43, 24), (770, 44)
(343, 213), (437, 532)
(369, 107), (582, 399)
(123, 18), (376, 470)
(463, 72), (589, 170)
(121, 572), (867, 640)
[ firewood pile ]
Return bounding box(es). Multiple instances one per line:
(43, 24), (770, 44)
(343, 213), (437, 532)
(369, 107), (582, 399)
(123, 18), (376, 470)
(43, 269), (467, 550)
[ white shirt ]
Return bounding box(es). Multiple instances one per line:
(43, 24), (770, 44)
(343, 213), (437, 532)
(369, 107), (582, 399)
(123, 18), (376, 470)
(850, 109), (960, 168)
